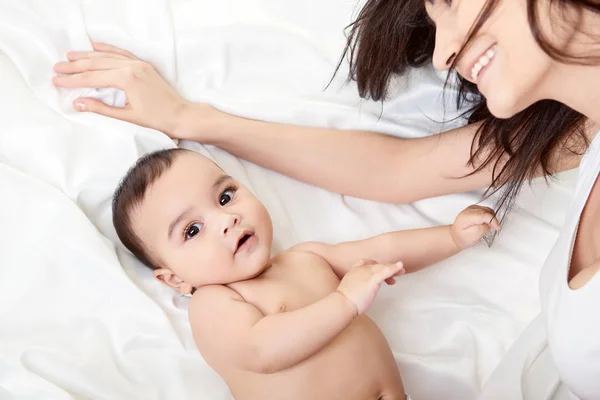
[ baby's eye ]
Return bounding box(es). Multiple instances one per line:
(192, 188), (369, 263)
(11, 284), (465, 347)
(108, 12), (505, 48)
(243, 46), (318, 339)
(185, 222), (203, 240)
(219, 189), (236, 206)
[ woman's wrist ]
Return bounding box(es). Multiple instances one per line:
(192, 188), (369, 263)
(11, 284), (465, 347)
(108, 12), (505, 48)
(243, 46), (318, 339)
(170, 102), (230, 143)
(164, 100), (189, 138)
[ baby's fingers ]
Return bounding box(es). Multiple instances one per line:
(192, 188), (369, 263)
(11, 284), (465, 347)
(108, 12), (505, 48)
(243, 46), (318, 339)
(385, 266), (407, 285)
(372, 262), (405, 281)
(464, 208), (498, 228)
(465, 222), (492, 239)
(352, 258), (377, 269)
(489, 215), (501, 231)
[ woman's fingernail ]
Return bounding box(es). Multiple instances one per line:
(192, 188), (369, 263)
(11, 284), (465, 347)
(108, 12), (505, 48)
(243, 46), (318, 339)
(75, 102), (86, 111)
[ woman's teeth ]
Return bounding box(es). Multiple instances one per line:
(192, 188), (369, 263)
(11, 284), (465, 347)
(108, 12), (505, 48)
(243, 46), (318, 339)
(471, 46), (497, 82)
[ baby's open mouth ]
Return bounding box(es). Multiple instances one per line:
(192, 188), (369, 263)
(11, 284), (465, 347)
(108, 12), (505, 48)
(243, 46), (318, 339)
(235, 233), (253, 253)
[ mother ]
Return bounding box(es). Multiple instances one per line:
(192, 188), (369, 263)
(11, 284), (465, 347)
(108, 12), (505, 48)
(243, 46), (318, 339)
(53, 0), (600, 398)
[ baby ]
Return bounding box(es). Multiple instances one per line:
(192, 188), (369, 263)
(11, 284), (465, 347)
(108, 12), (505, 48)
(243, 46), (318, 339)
(112, 148), (498, 400)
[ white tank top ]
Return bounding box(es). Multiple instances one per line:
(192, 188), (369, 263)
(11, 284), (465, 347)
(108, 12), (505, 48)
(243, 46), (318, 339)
(541, 130), (600, 399)
(479, 132), (600, 400)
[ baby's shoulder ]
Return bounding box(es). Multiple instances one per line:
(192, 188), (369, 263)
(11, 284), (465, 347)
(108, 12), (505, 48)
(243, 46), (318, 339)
(189, 285), (242, 313)
(271, 243), (335, 277)
(277, 242), (329, 263)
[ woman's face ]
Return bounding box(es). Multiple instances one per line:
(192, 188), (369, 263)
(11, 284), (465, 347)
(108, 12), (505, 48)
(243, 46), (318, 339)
(425, 0), (557, 118)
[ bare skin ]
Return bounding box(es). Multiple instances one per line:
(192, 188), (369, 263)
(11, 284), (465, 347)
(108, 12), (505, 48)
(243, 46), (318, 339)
(130, 151), (498, 400)
(192, 253), (405, 400)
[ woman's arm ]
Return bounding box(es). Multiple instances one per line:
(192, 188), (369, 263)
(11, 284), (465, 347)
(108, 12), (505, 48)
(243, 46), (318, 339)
(184, 108), (492, 203)
(53, 43), (581, 203)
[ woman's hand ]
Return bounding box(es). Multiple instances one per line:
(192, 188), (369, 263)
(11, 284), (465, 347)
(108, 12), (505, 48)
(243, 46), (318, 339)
(52, 42), (216, 139)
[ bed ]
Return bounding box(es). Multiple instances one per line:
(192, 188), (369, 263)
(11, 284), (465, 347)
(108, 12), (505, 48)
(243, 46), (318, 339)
(0, 0), (578, 399)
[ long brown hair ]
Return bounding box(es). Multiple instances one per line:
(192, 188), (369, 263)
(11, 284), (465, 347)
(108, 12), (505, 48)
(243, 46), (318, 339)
(338, 0), (599, 217)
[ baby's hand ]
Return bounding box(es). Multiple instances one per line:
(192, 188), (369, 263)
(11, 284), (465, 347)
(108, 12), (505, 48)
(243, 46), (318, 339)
(451, 205), (500, 249)
(337, 259), (405, 316)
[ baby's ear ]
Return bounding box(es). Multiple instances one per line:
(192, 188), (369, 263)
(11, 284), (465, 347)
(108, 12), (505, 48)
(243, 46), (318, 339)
(153, 268), (194, 295)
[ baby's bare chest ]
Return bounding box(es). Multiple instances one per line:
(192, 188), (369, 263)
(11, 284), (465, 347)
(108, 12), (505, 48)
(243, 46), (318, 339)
(229, 252), (340, 316)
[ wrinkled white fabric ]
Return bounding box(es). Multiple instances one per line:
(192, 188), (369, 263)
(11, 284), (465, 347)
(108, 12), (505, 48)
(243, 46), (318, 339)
(0, 1), (578, 399)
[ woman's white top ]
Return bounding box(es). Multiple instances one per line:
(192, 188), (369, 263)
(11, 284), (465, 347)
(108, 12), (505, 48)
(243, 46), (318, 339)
(542, 130), (600, 399)
(479, 132), (600, 400)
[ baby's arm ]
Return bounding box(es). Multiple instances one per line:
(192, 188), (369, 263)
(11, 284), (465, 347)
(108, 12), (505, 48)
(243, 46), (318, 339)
(189, 262), (400, 374)
(296, 205), (499, 277)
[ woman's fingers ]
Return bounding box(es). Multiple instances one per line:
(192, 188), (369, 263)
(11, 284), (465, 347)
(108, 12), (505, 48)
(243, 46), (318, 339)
(92, 42), (139, 60)
(52, 69), (127, 90)
(61, 43), (139, 65)
(66, 51), (130, 62)
(54, 57), (132, 74)
(72, 97), (129, 121)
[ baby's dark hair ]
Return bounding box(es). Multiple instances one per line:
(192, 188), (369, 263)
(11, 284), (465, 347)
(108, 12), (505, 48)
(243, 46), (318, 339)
(112, 148), (190, 269)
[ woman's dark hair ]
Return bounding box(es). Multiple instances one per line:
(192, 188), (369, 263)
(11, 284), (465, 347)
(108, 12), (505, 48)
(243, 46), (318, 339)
(338, 0), (599, 218)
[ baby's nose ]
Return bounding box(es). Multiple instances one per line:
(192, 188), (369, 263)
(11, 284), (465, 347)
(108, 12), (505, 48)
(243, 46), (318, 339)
(222, 215), (240, 235)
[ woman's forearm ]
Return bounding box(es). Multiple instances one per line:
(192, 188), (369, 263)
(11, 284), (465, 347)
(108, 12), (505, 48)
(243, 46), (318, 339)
(177, 104), (493, 203)
(210, 113), (409, 200)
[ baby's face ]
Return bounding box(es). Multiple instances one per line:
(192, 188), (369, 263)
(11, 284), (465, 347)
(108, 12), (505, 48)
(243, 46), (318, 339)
(133, 152), (273, 288)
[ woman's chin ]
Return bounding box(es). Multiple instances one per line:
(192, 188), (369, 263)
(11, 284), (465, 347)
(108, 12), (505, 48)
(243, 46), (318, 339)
(487, 105), (517, 119)
(485, 90), (528, 120)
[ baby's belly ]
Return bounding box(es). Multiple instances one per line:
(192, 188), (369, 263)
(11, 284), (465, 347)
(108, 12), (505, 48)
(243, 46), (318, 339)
(228, 316), (404, 400)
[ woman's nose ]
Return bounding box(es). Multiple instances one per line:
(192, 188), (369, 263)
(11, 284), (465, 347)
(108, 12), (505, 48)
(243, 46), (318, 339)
(431, 21), (462, 71)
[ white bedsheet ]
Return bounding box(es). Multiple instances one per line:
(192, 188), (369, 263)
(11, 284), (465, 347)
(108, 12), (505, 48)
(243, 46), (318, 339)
(0, 0), (578, 399)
